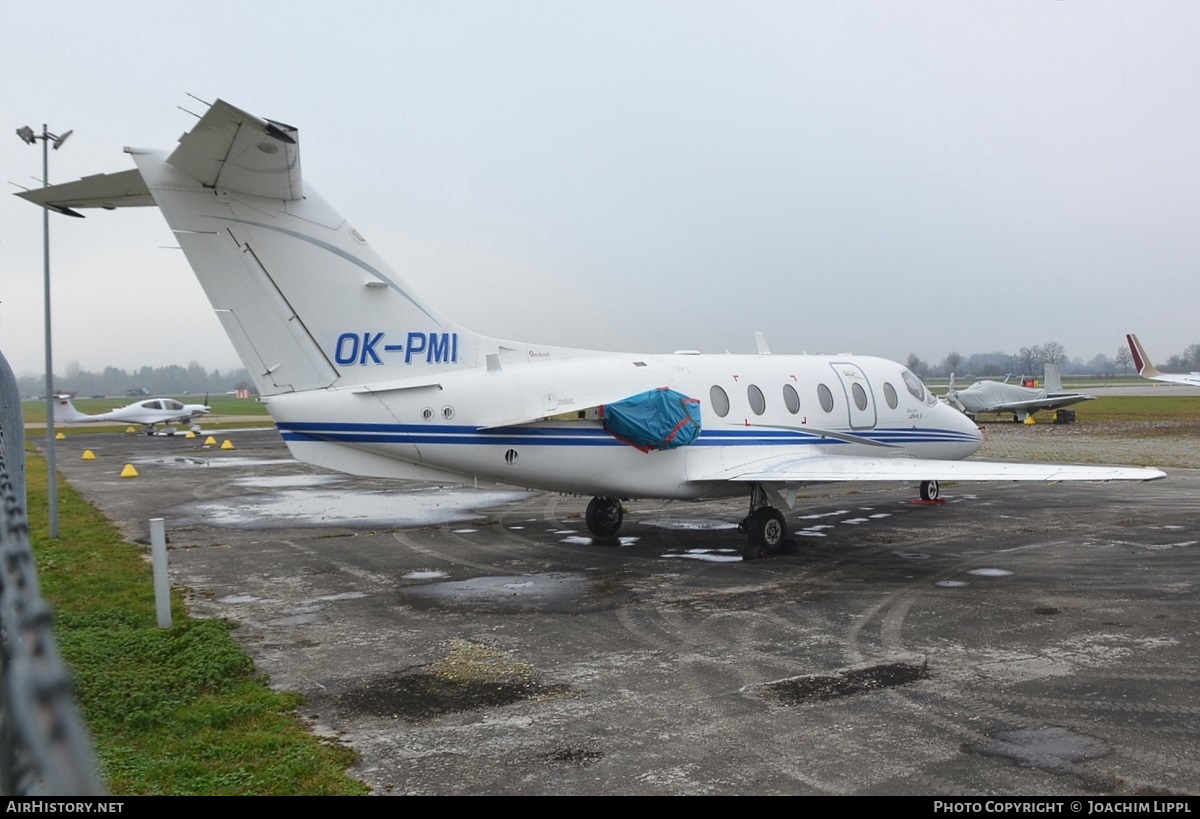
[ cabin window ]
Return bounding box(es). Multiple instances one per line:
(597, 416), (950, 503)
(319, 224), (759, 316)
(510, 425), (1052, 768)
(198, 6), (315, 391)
(817, 384), (834, 413)
(852, 382), (868, 411)
(782, 384), (801, 414)
(709, 385), (730, 418)
(901, 369), (925, 402)
(747, 384), (766, 415)
(883, 382), (898, 409)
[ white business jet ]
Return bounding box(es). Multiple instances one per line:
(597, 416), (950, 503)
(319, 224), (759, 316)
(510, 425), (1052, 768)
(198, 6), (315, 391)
(53, 395), (211, 435)
(1126, 334), (1200, 387)
(17, 100), (1164, 559)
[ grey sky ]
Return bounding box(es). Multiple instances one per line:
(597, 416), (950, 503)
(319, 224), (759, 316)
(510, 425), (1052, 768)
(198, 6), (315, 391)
(3, 1), (1198, 377)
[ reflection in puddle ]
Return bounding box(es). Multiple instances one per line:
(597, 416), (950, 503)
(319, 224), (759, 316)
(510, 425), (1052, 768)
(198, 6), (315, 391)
(174, 487), (534, 528)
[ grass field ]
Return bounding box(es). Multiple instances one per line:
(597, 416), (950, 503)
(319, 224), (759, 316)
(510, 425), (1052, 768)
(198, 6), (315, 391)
(24, 451), (368, 795)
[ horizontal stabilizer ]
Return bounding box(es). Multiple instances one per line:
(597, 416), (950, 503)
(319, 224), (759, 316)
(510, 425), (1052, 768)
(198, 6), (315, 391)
(167, 99), (302, 200)
(16, 169), (152, 212)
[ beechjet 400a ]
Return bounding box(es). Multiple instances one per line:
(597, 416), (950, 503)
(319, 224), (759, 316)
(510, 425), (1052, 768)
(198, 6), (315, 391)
(18, 100), (1165, 559)
(53, 395), (211, 435)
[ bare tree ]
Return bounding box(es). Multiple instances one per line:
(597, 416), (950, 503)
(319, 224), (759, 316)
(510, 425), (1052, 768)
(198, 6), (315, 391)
(1184, 344), (1200, 370)
(1018, 346), (1043, 376)
(1041, 341), (1067, 367)
(1114, 345), (1132, 375)
(942, 351), (963, 377)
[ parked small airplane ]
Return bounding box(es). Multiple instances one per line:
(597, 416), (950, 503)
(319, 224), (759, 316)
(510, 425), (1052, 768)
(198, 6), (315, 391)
(1126, 334), (1200, 387)
(17, 100), (1165, 557)
(53, 395), (210, 435)
(942, 364), (1094, 422)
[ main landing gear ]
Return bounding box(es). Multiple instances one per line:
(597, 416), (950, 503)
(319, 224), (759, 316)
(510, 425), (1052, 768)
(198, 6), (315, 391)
(585, 496), (624, 539)
(919, 480), (940, 501)
(739, 484), (789, 561)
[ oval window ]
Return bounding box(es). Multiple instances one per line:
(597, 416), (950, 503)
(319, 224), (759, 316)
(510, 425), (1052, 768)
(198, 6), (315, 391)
(709, 385), (730, 418)
(883, 382), (898, 409)
(852, 382), (868, 411)
(747, 384), (766, 415)
(818, 384), (834, 413)
(783, 384), (800, 414)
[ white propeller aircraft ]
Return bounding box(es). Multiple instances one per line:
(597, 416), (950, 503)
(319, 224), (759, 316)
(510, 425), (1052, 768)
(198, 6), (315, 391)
(17, 100), (1165, 558)
(942, 363), (1094, 422)
(1126, 334), (1200, 387)
(53, 395), (211, 435)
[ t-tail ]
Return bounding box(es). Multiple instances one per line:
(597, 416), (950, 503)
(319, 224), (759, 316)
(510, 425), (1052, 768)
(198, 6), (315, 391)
(18, 100), (501, 397)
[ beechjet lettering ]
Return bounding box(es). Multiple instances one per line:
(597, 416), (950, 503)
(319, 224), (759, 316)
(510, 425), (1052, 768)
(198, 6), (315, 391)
(18, 99), (1165, 560)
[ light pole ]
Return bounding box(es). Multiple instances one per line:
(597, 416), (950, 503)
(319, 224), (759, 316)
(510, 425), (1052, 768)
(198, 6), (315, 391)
(15, 124), (73, 538)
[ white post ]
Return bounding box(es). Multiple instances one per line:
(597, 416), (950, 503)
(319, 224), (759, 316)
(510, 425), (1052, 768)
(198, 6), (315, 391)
(149, 518), (172, 628)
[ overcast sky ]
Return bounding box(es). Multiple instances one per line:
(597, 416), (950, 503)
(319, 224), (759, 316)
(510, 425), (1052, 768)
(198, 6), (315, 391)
(3, 1), (1198, 377)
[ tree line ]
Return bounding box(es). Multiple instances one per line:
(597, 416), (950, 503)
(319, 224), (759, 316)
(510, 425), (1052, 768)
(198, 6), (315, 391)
(905, 341), (1200, 380)
(18, 361), (254, 398)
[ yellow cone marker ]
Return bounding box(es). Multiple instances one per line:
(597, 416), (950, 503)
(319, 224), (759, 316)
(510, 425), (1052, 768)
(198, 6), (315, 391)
(204, 435), (218, 445)
(185, 431), (196, 439)
(120, 464), (139, 478)
(220, 439), (236, 450)
(126, 426), (137, 434)
(55, 432), (65, 440)
(1024, 415), (1036, 425)
(81, 450), (96, 461)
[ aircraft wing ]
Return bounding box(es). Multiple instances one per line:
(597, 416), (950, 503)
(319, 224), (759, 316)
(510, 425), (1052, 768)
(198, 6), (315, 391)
(985, 394), (1093, 413)
(691, 454), (1164, 484)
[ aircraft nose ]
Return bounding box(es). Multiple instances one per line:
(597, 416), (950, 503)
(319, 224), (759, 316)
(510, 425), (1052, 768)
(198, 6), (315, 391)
(943, 402), (984, 455)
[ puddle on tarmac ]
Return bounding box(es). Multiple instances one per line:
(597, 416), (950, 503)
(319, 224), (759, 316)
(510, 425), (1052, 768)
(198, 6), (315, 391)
(641, 518), (738, 531)
(398, 572), (605, 613)
(970, 726), (1108, 778)
(136, 456), (294, 469)
(663, 548), (743, 563)
(893, 551), (930, 560)
(173, 487), (534, 528)
(969, 568), (1014, 577)
(403, 570), (451, 581)
(935, 580), (969, 588)
(231, 475), (345, 488)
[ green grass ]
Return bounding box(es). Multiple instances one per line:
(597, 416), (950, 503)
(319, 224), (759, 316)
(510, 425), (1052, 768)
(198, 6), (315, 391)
(1074, 394), (1200, 423)
(24, 451), (369, 795)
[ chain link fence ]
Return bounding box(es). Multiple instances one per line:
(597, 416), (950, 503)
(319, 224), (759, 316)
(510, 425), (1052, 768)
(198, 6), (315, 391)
(0, 351), (104, 795)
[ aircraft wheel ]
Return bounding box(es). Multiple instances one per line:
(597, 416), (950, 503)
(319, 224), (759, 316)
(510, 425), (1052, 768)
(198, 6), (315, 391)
(746, 507), (786, 549)
(920, 480), (940, 501)
(585, 496), (623, 538)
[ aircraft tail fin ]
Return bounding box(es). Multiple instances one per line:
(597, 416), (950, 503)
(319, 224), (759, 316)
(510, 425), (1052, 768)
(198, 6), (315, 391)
(1126, 334), (1163, 378)
(17, 100), (493, 398)
(52, 396), (89, 423)
(1043, 362), (1063, 393)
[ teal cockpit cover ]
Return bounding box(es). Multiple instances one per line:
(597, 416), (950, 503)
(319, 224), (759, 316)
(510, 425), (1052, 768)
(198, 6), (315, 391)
(601, 388), (702, 452)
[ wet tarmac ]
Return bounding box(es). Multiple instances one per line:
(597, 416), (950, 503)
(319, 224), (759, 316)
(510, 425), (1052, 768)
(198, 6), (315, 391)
(48, 428), (1200, 795)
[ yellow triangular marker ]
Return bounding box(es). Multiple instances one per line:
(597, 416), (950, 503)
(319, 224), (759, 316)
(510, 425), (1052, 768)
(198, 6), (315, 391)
(204, 435), (218, 445)
(126, 426), (137, 434)
(1023, 415), (1036, 425)
(55, 432), (65, 440)
(120, 464), (139, 478)
(185, 431), (196, 439)
(220, 439), (236, 450)
(81, 450), (96, 461)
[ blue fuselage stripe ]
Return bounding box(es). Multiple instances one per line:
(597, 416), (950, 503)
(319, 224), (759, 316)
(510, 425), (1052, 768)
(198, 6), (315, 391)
(276, 422), (979, 448)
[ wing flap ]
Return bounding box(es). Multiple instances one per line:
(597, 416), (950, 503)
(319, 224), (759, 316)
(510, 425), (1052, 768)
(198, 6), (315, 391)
(693, 453), (1165, 483)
